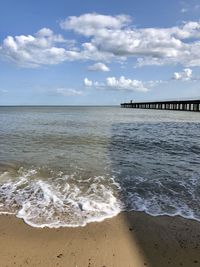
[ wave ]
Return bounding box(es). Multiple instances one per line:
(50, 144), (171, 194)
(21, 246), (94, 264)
(0, 167), (200, 228)
(0, 167), (122, 228)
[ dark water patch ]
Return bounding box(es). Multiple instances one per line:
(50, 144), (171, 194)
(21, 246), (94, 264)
(109, 121), (200, 220)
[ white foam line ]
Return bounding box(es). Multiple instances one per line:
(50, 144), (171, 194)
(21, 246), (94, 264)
(16, 210), (121, 228)
(13, 208), (200, 228)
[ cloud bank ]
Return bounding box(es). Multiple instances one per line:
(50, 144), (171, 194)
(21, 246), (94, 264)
(61, 14), (200, 67)
(1, 13), (200, 68)
(83, 76), (163, 92)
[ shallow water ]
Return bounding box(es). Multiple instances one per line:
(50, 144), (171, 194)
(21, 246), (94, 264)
(0, 106), (200, 227)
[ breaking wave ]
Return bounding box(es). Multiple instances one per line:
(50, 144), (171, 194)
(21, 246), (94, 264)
(0, 167), (121, 228)
(1, 166), (200, 228)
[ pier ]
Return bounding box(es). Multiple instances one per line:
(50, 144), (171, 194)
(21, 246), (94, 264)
(121, 99), (200, 112)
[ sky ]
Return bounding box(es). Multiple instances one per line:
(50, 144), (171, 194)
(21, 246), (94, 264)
(0, 0), (200, 105)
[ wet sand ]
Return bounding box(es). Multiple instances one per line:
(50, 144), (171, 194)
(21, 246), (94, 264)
(0, 211), (200, 267)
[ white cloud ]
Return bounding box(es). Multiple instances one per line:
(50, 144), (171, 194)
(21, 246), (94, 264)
(84, 76), (151, 92)
(2, 14), (200, 68)
(56, 88), (83, 96)
(60, 14), (200, 67)
(106, 76), (148, 91)
(0, 26), (113, 67)
(88, 62), (110, 72)
(173, 68), (192, 80)
(60, 13), (131, 36)
(61, 14), (200, 66)
(84, 78), (93, 87)
(0, 28), (81, 67)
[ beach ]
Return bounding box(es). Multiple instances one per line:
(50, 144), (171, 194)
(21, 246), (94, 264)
(1, 0), (200, 265)
(1, 107), (200, 266)
(0, 211), (200, 267)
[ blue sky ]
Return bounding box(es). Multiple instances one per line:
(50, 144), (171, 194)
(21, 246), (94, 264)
(0, 0), (200, 105)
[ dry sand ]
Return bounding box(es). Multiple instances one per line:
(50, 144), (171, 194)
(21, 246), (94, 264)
(0, 211), (200, 267)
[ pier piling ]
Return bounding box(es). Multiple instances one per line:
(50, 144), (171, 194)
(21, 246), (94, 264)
(121, 100), (200, 112)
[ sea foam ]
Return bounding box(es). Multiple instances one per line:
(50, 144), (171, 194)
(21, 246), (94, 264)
(0, 166), (200, 228)
(0, 167), (122, 228)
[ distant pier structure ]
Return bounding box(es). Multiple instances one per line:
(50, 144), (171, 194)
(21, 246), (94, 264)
(121, 99), (200, 112)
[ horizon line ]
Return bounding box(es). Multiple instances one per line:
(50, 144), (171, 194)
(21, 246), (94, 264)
(0, 104), (119, 107)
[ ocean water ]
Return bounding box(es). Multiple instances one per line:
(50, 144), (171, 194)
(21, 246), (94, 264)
(0, 106), (200, 228)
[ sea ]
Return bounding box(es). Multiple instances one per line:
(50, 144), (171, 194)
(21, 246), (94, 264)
(0, 106), (200, 228)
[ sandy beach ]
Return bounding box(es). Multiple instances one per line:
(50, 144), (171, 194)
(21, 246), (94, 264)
(0, 212), (200, 267)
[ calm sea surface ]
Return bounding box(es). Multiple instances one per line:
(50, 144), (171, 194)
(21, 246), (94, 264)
(0, 106), (200, 227)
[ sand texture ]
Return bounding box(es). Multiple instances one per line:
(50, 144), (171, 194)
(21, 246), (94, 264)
(0, 212), (200, 267)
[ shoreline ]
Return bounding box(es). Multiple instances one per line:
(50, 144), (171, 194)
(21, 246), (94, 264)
(0, 211), (200, 266)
